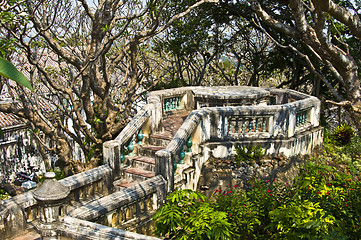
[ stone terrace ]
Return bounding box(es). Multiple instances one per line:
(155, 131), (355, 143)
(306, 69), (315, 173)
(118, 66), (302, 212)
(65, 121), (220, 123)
(1, 86), (323, 240)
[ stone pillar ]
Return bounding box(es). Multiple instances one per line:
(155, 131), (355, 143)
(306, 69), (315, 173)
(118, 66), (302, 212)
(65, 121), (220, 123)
(33, 172), (70, 240)
(155, 150), (173, 193)
(103, 140), (121, 179)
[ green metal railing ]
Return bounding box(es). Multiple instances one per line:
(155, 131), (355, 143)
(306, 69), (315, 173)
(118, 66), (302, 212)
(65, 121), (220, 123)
(228, 116), (268, 134)
(296, 110), (308, 127)
(269, 96), (277, 105)
(163, 97), (181, 112)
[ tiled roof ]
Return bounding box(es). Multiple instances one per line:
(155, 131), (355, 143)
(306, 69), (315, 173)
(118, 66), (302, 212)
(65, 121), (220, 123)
(0, 49), (64, 129)
(0, 111), (24, 129)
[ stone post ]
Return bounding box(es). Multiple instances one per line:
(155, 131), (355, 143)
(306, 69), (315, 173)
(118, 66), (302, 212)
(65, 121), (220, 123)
(155, 150), (173, 193)
(33, 172), (70, 240)
(103, 140), (121, 179)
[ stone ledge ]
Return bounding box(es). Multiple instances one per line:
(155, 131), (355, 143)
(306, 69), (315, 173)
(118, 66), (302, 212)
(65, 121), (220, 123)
(60, 216), (160, 240)
(59, 164), (112, 191)
(203, 126), (323, 158)
(68, 175), (166, 221)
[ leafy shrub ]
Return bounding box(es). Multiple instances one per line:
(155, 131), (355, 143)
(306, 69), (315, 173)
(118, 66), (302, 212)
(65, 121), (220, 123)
(154, 164), (361, 239)
(153, 189), (233, 240)
(234, 145), (265, 166)
(154, 134), (361, 239)
(333, 124), (354, 145)
(268, 199), (335, 239)
(346, 134), (361, 159)
(38, 168), (66, 183)
(0, 188), (10, 200)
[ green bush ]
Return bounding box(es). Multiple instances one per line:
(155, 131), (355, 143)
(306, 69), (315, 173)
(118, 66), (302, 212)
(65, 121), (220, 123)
(154, 163), (361, 239)
(0, 188), (10, 200)
(347, 134), (361, 159)
(333, 124), (354, 145)
(268, 199), (336, 239)
(153, 189), (233, 240)
(234, 145), (265, 166)
(154, 131), (361, 239)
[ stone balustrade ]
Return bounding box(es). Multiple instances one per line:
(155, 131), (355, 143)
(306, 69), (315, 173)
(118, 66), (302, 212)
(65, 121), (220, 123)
(68, 175), (166, 232)
(0, 164), (112, 239)
(105, 86), (322, 192)
(151, 87), (322, 192)
(60, 216), (161, 240)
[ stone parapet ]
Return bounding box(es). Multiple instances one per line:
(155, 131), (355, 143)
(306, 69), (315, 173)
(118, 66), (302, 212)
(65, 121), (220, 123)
(60, 216), (161, 240)
(146, 87), (322, 192)
(68, 175), (167, 221)
(0, 164), (113, 239)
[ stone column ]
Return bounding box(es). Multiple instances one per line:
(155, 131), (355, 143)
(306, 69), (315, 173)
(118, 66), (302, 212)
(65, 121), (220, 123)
(155, 150), (173, 193)
(33, 172), (70, 240)
(103, 140), (121, 178)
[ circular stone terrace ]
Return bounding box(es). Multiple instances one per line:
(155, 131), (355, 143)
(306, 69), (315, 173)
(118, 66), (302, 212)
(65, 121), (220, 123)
(191, 86), (270, 99)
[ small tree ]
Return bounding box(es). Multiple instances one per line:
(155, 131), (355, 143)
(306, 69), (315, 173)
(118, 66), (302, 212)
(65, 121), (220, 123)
(0, 0), (219, 174)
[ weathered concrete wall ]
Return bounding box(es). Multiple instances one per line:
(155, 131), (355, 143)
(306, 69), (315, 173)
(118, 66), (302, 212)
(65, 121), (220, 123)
(152, 87), (323, 192)
(68, 175), (167, 233)
(0, 125), (46, 183)
(0, 165), (112, 239)
(60, 216), (160, 240)
(197, 155), (308, 198)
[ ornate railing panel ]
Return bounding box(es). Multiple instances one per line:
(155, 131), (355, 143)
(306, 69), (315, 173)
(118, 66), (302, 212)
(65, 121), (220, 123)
(296, 109), (309, 127)
(163, 96), (181, 112)
(227, 116), (269, 135)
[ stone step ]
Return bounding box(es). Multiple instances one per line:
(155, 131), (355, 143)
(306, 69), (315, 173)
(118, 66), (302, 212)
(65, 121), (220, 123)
(113, 179), (138, 191)
(162, 111), (190, 135)
(127, 156), (155, 172)
(124, 168), (155, 182)
(137, 145), (164, 157)
(149, 132), (173, 146)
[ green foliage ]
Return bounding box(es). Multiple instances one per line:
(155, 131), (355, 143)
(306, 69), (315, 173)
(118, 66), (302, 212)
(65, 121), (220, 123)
(333, 124), (354, 145)
(38, 168), (66, 182)
(0, 188), (10, 200)
(153, 189), (233, 239)
(0, 0), (33, 92)
(346, 133), (361, 154)
(269, 199), (335, 239)
(154, 135), (361, 239)
(234, 145), (265, 166)
(0, 57), (34, 92)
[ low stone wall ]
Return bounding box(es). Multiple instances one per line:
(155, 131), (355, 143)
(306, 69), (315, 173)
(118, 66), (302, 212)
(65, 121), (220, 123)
(153, 88), (322, 192)
(197, 154), (308, 198)
(68, 175), (167, 232)
(60, 216), (160, 240)
(0, 164), (112, 239)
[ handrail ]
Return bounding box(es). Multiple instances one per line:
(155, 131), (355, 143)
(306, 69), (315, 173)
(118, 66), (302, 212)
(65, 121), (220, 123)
(155, 91), (321, 191)
(115, 104), (152, 144)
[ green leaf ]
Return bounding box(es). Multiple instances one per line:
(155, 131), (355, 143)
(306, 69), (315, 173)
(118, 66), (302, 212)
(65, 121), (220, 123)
(0, 57), (34, 92)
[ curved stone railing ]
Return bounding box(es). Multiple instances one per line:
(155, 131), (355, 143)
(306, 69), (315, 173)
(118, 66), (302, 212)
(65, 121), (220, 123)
(153, 87), (322, 192)
(68, 175), (166, 231)
(0, 165), (112, 239)
(104, 86), (322, 192)
(103, 97), (161, 178)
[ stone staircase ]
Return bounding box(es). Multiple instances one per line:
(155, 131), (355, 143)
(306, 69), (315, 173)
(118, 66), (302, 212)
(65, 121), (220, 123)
(114, 112), (190, 190)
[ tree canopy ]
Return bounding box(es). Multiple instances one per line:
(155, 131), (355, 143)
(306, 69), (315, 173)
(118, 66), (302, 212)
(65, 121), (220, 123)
(0, 0), (218, 173)
(1, 0), (361, 174)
